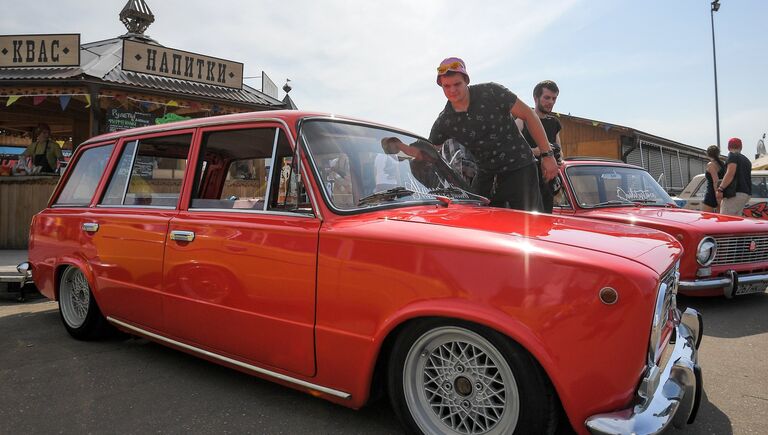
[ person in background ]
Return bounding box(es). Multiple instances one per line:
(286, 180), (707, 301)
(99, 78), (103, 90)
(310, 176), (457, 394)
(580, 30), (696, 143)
(716, 137), (752, 215)
(701, 145), (725, 213)
(21, 123), (63, 174)
(426, 57), (557, 211)
(516, 80), (563, 213)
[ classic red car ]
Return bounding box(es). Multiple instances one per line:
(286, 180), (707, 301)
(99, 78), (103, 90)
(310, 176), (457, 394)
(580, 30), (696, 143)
(23, 112), (702, 435)
(554, 158), (768, 298)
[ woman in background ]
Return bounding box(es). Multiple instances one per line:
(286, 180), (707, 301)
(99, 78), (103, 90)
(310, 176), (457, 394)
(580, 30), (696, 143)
(702, 144), (725, 213)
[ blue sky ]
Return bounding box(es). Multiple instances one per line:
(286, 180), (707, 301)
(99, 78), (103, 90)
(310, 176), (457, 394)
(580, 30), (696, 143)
(3, 0), (766, 158)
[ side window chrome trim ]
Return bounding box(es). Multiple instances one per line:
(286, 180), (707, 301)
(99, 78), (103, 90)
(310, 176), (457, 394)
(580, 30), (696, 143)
(262, 128), (280, 212)
(95, 204), (177, 210)
(186, 208), (315, 218)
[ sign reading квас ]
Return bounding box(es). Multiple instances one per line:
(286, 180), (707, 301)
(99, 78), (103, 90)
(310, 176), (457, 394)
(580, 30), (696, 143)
(122, 40), (243, 90)
(0, 34), (80, 67)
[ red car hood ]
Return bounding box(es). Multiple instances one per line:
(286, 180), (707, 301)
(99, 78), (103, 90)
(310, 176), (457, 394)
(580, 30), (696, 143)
(381, 206), (681, 275)
(576, 206), (768, 235)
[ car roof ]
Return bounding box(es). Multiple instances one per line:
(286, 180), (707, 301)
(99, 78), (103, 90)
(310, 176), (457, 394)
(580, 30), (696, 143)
(560, 159), (645, 171)
(80, 110), (414, 146)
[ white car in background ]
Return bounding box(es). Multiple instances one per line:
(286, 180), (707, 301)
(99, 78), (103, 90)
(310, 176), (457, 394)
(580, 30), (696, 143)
(677, 170), (768, 219)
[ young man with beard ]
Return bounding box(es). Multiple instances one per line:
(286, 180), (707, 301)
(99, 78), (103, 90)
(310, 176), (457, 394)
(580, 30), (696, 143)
(409, 57), (557, 211)
(516, 80), (562, 213)
(716, 137), (753, 215)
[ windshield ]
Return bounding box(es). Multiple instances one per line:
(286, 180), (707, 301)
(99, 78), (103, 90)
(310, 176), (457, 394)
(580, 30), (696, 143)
(566, 165), (675, 208)
(300, 120), (484, 211)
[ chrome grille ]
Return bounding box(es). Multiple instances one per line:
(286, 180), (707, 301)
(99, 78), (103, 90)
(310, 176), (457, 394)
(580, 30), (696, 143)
(712, 234), (768, 266)
(649, 264), (679, 364)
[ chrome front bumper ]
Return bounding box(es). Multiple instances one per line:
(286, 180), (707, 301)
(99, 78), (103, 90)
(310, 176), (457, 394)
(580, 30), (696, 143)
(586, 308), (703, 435)
(679, 270), (768, 298)
(0, 262), (33, 285)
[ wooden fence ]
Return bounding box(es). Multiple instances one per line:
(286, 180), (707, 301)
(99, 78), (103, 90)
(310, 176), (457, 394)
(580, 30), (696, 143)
(0, 176), (59, 249)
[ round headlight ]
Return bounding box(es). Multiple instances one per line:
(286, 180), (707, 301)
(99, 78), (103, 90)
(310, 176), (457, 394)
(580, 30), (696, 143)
(696, 237), (717, 266)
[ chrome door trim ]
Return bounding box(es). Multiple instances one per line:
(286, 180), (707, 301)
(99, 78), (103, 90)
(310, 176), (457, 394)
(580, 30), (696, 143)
(106, 317), (351, 400)
(169, 230), (195, 242)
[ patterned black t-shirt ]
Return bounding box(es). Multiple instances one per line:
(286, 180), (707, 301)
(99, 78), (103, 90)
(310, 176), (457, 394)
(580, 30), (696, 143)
(429, 82), (535, 173)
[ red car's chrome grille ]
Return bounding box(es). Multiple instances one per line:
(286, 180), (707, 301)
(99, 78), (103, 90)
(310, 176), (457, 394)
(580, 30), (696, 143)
(712, 235), (768, 266)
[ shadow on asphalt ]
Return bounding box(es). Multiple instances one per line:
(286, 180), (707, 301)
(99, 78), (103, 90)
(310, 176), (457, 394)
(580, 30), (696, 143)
(679, 389), (734, 435)
(678, 292), (768, 339)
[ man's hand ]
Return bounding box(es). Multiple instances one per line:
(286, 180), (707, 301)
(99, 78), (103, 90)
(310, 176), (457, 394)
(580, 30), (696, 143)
(716, 190), (724, 202)
(541, 155), (558, 182)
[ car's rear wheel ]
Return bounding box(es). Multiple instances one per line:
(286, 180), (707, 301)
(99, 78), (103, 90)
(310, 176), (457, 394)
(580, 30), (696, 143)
(59, 266), (111, 340)
(388, 320), (557, 435)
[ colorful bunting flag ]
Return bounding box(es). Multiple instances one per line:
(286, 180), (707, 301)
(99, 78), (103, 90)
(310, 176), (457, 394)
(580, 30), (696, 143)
(59, 95), (71, 111)
(84, 94), (91, 108)
(166, 100), (179, 107)
(603, 124), (612, 132)
(592, 121), (599, 127)
(33, 96), (46, 106)
(6, 96), (20, 107)
(140, 102), (152, 112)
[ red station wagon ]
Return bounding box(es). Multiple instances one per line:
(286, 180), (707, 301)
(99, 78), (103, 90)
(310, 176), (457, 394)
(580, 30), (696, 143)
(23, 112), (702, 435)
(554, 159), (768, 298)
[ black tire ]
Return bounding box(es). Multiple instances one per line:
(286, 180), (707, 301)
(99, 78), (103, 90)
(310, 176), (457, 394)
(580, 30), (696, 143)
(58, 266), (112, 340)
(387, 319), (558, 435)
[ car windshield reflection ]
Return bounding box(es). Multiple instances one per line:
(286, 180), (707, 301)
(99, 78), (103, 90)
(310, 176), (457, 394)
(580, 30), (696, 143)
(300, 120), (485, 211)
(566, 165), (674, 208)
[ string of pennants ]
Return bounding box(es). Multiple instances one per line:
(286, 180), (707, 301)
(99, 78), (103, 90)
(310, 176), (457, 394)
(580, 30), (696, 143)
(2, 92), (228, 114)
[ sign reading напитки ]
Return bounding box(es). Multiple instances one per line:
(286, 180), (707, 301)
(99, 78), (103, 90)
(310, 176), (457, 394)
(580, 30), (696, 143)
(121, 40), (243, 90)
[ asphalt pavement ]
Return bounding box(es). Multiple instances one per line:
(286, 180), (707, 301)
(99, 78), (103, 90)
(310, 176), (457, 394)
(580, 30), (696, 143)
(0, 291), (766, 434)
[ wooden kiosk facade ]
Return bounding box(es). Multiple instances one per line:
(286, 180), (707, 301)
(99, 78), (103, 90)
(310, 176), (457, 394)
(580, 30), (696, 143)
(0, 1), (294, 248)
(558, 113), (709, 195)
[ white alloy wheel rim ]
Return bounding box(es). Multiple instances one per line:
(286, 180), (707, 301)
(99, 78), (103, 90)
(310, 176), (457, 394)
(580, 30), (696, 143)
(60, 268), (91, 329)
(403, 326), (520, 435)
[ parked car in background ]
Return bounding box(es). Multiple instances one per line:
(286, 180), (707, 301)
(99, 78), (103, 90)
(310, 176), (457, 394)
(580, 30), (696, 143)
(554, 159), (768, 298)
(676, 170), (768, 219)
(22, 111), (702, 435)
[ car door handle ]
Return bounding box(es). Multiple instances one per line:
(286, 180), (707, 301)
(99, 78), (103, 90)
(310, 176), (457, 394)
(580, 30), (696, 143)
(170, 230), (195, 242)
(82, 223), (99, 233)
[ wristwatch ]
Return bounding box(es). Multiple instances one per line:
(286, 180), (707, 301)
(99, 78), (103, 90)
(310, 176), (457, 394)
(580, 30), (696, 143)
(540, 150), (554, 158)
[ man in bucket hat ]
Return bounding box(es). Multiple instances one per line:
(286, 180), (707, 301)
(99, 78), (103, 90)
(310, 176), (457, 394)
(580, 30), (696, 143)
(427, 57), (556, 211)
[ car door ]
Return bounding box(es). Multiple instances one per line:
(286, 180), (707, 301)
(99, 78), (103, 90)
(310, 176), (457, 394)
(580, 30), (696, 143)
(162, 124), (319, 377)
(90, 131), (194, 331)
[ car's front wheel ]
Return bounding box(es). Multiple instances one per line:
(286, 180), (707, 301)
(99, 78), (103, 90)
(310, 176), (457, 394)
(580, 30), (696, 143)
(58, 266), (112, 340)
(388, 320), (557, 435)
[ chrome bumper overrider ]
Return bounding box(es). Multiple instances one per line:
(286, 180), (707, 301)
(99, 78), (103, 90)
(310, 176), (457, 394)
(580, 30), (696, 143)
(679, 270), (768, 298)
(586, 308), (703, 435)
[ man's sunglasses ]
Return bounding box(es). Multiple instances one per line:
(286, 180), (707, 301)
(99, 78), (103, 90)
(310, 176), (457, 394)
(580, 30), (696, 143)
(437, 61), (464, 74)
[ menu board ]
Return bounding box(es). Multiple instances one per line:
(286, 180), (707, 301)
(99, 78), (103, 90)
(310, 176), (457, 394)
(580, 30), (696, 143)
(106, 108), (155, 132)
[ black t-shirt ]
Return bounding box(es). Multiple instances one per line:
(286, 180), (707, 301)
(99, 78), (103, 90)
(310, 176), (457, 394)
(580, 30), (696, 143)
(522, 114), (561, 148)
(429, 82), (535, 173)
(727, 152), (752, 195)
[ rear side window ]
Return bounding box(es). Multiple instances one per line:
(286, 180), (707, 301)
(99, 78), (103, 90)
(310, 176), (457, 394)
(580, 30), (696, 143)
(54, 144), (114, 207)
(100, 134), (192, 207)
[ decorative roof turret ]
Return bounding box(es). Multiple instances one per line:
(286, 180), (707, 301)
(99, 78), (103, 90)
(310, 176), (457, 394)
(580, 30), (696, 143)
(120, 0), (155, 36)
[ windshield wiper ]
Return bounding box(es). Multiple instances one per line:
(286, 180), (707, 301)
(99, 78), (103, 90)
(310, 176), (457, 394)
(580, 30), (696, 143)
(429, 186), (479, 199)
(589, 200), (636, 208)
(357, 187), (419, 206)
